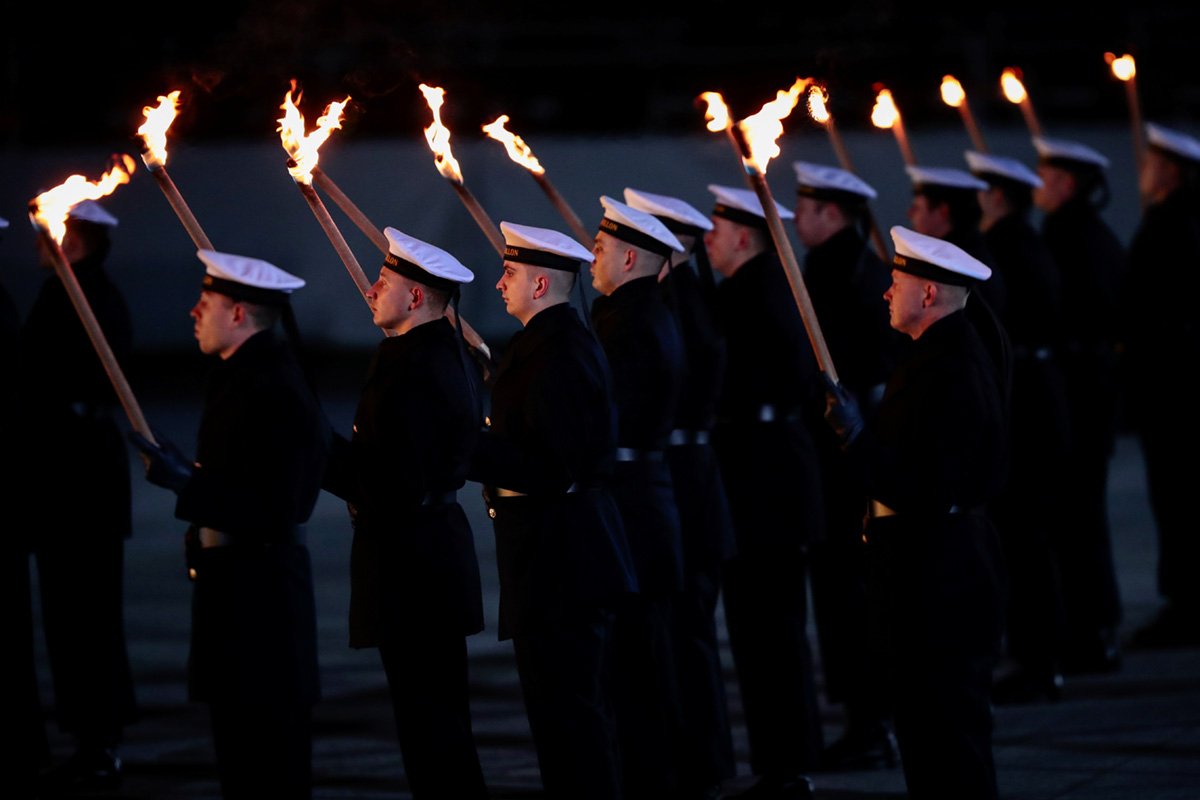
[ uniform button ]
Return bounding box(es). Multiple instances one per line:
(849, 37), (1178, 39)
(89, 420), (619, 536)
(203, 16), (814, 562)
(488, 508), (496, 519)
(352, 424), (358, 433)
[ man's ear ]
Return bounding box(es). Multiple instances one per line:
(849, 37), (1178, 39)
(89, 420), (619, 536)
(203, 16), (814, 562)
(410, 285), (424, 310)
(532, 273), (549, 300)
(230, 302), (247, 325)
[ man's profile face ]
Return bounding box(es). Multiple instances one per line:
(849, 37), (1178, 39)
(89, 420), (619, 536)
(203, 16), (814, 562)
(366, 266), (410, 331)
(190, 290), (239, 357)
(883, 269), (925, 338)
(496, 261), (538, 324)
(703, 216), (744, 278)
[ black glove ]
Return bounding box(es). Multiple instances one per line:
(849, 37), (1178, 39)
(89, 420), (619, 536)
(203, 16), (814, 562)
(128, 429), (194, 493)
(822, 373), (865, 448)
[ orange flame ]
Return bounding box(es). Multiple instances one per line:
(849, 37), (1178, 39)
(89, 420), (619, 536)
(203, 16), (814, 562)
(699, 91), (732, 132)
(1105, 52), (1136, 82)
(737, 77), (812, 174)
(871, 87), (900, 129)
(32, 154), (137, 244)
(1001, 68), (1027, 104)
(940, 75), (965, 108)
(277, 79), (350, 185)
(807, 85), (831, 124)
(482, 115), (545, 175)
(419, 84), (463, 184)
(136, 90), (181, 168)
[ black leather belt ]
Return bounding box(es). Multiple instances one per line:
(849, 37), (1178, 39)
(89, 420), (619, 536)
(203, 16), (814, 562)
(615, 447), (665, 462)
(868, 500), (967, 518)
(492, 483), (581, 499)
(419, 490), (458, 506)
(668, 429), (710, 446)
(198, 525), (307, 548)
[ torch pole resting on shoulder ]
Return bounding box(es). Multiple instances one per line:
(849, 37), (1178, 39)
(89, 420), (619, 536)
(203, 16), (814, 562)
(730, 127), (839, 384)
(30, 215), (155, 444)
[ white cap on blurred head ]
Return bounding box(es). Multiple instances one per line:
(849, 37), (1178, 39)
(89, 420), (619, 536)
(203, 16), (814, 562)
(500, 221), (594, 272)
(1146, 122), (1200, 164)
(68, 199), (118, 227)
(382, 227), (474, 290)
(1032, 135), (1110, 169)
(906, 165), (988, 192)
(890, 226), (991, 286)
(707, 183), (794, 227)
(623, 188), (713, 236)
(198, 249), (304, 306)
(793, 161), (878, 200)
(964, 151), (1043, 189)
(598, 195), (684, 255)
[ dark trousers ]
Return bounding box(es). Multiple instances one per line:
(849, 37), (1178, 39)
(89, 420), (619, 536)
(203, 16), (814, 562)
(1056, 450), (1122, 652)
(670, 563), (735, 792)
(513, 610), (620, 800)
(610, 593), (682, 799)
(992, 486), (1067, 675)
(723, 549), (822, 777)
(892, 653), (998, 800)
(808, 482), (890, 731)
(378, 635), (487, 799)
(1141, 419), (1200, 611)
(2, 546), (47, 799)
(209, 698), (312, 799)
(35, 534), (136, 747)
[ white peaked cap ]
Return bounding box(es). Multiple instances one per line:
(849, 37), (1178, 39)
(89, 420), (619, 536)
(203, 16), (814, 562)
(500, 221), (594, 271)
(890, 225), (991, 286)
(598, 195), (684, 254)
(382, 226), (474, 289)
(1032, 135), (1110, 169)
(623, 187), (713, 233)
(792, 160), (878, 200)
(905, 165), (988, 191)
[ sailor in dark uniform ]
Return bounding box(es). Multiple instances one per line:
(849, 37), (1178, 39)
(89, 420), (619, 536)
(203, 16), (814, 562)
(321, 228), (487, 798)
(967, 150), (1073, 704)
(18, 200), (137, 792)
(705, 184), (822, 800)
(823, 226), (1009, 800)
(1126, 123), (1200, 648)
(905, 164), (1006, 320)
(1032, 135), (1126, 674)
(130, 249), (328, 799)
(469, 222), (637, 800)
(623, 186), (738, 799)
(1, 214), (51, 800)
(588, 195), (687, 799)
(791, 162), (902, 771)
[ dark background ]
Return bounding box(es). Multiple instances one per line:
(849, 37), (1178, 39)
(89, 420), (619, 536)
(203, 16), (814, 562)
(4, 2), (1199, 148)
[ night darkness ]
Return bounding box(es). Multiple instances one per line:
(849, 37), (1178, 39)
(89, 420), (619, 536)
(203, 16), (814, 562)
(5, 2), (1199, 149)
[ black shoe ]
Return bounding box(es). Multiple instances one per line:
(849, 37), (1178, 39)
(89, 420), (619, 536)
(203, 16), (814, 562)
(42, 746), (122, 794)
(992, 667), (1064, 705)
(1062, 628), (1122, 675)
(734, 773), (815, 799)
(814, 725), (899, 772)
(1131, 606), (1200, 649)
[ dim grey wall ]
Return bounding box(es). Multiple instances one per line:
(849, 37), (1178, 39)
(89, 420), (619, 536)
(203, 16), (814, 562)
(0, 123), (1144, 354)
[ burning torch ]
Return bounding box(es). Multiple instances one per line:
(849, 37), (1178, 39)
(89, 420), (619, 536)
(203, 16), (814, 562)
(137, 89), (215, 250)
(940, 75), (989, 153)
(806, 84), (888, 261)
(1001, 68), (1044, 139)
(871, 85), (917, 167)
(482, 114), (592, 246)
(702, 80), (839, 384)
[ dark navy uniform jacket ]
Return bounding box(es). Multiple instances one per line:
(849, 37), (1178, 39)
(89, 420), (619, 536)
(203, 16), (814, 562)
(175, 329), (328, 707)
(712, 250), (824, 554)
(592, 275), (685, 597)
(661, 261), (736, 568)
(18, 254), (132, 540)
(846, 309), (1009, 656)
(469, 302), (637, 639)
(323, 317), (485, 647)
